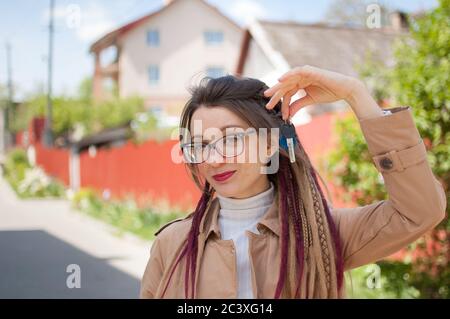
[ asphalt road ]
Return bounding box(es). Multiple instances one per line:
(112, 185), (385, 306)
(0, 176), (151, 298)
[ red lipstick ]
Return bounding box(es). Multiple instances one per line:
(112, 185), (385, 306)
(212, 170), (236, 182)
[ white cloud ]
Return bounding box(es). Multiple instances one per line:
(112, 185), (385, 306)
(227, 0), (268, 26)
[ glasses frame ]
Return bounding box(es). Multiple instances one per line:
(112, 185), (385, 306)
(180, 130), (257, 164)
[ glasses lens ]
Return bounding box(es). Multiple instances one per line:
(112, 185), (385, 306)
(183, 143), (205, 163)
(217, 134), (243, 158)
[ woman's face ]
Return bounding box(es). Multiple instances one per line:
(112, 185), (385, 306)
(189, 106), (271, 199)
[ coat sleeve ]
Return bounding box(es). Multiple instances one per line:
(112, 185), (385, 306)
(139, 236), (164, 298)
(331, 106), (447, 271)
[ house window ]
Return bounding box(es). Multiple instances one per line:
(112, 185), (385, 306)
(204, 31), (223, 45)
(206, 67), (225, 78)
(147, 29), (160, 47)
(148, 65), (160, 84)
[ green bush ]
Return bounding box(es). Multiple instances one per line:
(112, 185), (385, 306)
(72, 188), (186, 240)
(3, 148), (31, 191)
(2, 148), (65, 198)
(345, 263), (420, 299)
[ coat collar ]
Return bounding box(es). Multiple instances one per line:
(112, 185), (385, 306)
(200, 192), (281, 239)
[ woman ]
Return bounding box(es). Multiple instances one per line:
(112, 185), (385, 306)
(140, 65), (446, 299)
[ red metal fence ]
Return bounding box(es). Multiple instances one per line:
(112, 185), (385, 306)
(35, 142), (70, 186)
(16, 112), (352, 210)
(79, 139), (200, 209)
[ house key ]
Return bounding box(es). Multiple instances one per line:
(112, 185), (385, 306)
(280, 120), (297, 163)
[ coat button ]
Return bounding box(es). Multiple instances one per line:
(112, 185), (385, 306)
(379, 157), (393, 170)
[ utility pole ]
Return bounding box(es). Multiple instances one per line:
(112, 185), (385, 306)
(6, 42), (13, 150)
(6, 43), (12, 105)
(43, 0), (54, 146)
(1, 42), (13, 155)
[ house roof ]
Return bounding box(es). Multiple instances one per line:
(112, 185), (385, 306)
(89, 0), (242, 53)
(237, 20), (407, 77)
(70, 124), (132, 151)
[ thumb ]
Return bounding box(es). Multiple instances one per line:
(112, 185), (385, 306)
(289, 95), (314, 116)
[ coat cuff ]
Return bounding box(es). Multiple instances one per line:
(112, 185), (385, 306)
(358, 106), (427, 173)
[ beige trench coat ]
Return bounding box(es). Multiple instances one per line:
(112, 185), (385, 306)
(140, 106), (447, 298)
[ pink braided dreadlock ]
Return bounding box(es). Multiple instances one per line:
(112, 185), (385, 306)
(160, 182), (214, 298)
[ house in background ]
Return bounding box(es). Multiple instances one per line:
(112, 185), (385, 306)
(89, 0), (243, 123)
(236, 12), (409, 125)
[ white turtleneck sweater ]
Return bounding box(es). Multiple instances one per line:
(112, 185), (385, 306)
(216, 182), (275, 299)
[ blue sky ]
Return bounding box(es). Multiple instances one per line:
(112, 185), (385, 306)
(0, 0), (437, 100)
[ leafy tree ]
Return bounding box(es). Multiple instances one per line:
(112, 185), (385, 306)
(324, 0), (391, 27)
(77, 77), (93, 102)
(387, 0), (449, 298)
(24, 92), (144, 138)
(327, 0), (449, 298)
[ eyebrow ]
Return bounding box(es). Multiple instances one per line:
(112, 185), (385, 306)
(192, 125), (244, 141)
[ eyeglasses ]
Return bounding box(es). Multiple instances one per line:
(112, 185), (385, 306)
(180, 130), (256, 164)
